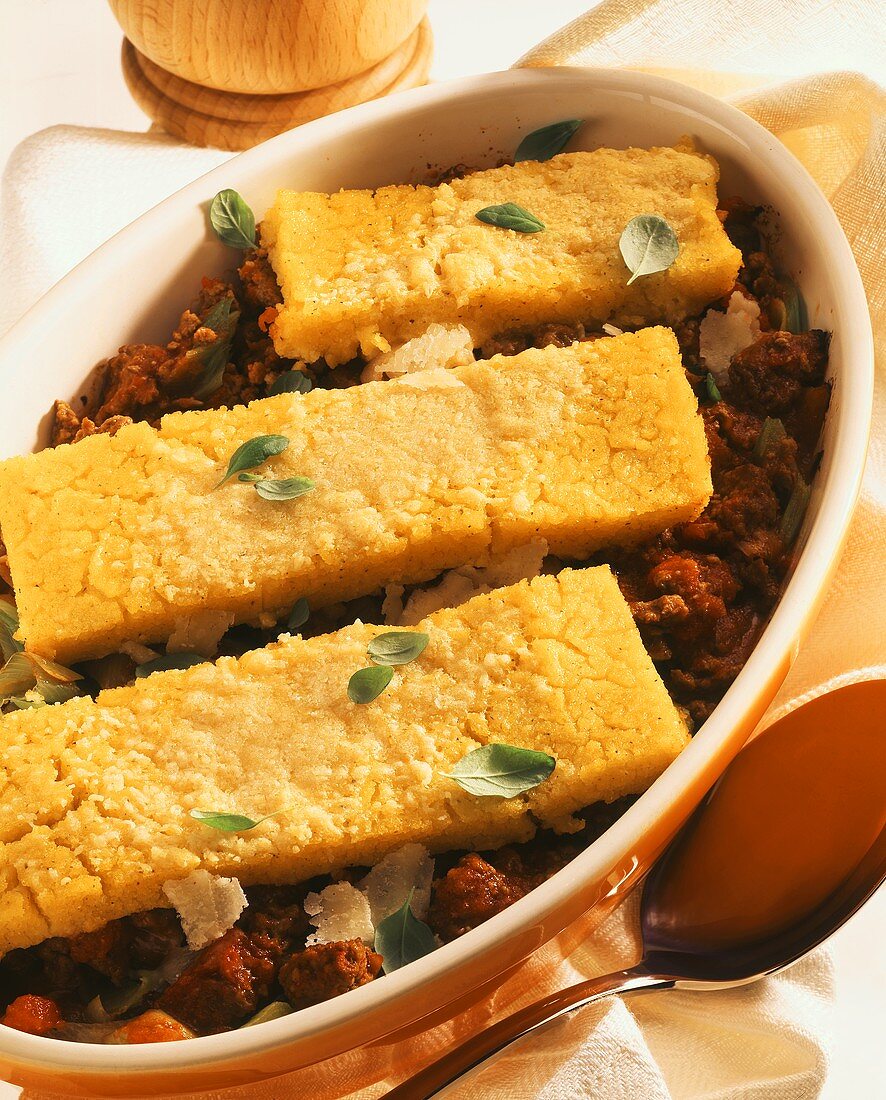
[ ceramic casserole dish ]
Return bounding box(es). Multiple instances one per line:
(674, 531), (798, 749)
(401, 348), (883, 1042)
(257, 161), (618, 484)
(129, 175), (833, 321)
(0, 67), (873, 1096)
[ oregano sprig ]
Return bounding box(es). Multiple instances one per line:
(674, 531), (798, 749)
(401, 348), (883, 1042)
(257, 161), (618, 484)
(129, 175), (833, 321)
(444, 744), (556, 797)
(214, 435), (290, 488)
(619, 214), (679, 285)
(348, 631), (429, 704)
(515, 119), (583, 162)
(192, 297), (241, 398)
(373, 888), (437, 973)
(209, 189), (257, 250)
(189, 808), (287, 833)
(475, 203), (545, 233)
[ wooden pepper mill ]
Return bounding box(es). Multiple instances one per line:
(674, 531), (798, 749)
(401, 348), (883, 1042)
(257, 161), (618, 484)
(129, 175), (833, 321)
(109, 0), (432, 151)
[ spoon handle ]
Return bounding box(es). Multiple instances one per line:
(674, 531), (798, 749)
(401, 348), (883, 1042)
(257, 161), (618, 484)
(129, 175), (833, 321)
(386, 967), (672, 1099)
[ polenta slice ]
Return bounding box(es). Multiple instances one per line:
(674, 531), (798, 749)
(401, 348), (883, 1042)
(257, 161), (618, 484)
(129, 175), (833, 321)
(0, 329), (711, 664)
(0, 567), (689, 955)
(263, 145), (741, 365)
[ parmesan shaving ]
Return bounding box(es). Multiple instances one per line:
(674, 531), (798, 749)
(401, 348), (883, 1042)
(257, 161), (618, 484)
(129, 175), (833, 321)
(398, 539), (549, 626)
(602, 323), (624, 336)
(166, 609), (235, 658)
(397, 368), (467, 390)
(360, 844), (435, 923)
(699, 291), (761, 382)
(304, 882), (374, 946)
(361, 323), (474, 382)
(162, 870), (247, 951)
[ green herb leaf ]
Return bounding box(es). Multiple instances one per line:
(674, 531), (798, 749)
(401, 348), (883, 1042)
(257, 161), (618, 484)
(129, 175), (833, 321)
(238, 472), (264, 483)
(515, 119), (583, 163)
(0, 598), (22, 663)
(190, 808), (281, 833)
(374, 888), (437, 974)
(192, 297), (242, 398)
(445, 743), (556, 797)
(348, 664), (394, 704)
(703, 373), (722, 404)
(619, 214), (679, 285)
(268, 371), (313, 397)
(209, 189), (257, 250)
(779, 477), (811, 546)
(366, 631), (429, 667)
(285, 598), (310, 633)
(136, 652), (204, 678)
(241, 1001), (294, 1028)
(475, 203), (545, 233)
(215, 434), (290, 488)
(753, 416), (787, 459)
(254, 477), (315, 501)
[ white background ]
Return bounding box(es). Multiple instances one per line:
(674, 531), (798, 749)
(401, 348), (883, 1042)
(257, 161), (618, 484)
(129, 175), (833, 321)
(0, 2), (882, 1098)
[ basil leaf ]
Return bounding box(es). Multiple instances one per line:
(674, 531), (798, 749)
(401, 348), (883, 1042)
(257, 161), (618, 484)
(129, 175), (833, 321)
(515, 119), (583, 163)
(268, 371), (313, 397)
(136, 652), (204, 678)
(779, 477), (811, 546)
(192, 297), (241, 398)
(374, 888), (437, 974)
(241, 1001), (294, 1028)
(753, 416), (787, 459)
(215, 434), (290, 488)
(190, 809), (277, 833)
(703, 373), (722, 404)
(238, 472), (264, 483)
(348, 664), (394, 704)
(209, 189), (257, 250)
(285, 598), (310, 633)
(619, 214), (679, 285)
(0, 652), (37, 700)
(0, 598), (22, 663)
(254, 477), (315, 501)
(366, 631), (429, 667)
(444, 743), (556, 797)
(475, 203), (545, 233)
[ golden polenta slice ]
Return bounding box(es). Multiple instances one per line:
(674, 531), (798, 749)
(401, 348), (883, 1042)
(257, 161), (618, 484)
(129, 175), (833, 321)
(263, 145), (741, 365)
(0, 328), (711, 664)
(0, 567), (689, 955)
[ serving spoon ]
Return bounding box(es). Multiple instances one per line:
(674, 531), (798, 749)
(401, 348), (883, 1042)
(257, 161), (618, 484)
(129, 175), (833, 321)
(389, 678), (886, 1099)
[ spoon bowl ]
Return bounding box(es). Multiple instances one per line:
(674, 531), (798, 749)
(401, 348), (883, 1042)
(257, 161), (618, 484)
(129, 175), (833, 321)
(391, 679), (886, 1098)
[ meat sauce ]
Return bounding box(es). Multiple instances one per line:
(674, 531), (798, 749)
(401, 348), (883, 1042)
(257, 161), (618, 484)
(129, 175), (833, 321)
(0, 200), (830, 1041)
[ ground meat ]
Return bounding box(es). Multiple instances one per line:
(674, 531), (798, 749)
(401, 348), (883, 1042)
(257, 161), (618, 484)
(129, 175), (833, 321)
(480, 320), (587, 360)
(50, 401), (132, 446)
(2, 994), (62, 1036)
(238, 885), (310, 957)
(157, 929), (275, 1035)
(128, 909), (186, 970)
(278, 941), (382, 1009)
(427, 854), (531, 940)
(533, 321), (586, 349)
(238, 246), (281, 313)
(729, 330), (829, 414)
(479, 330), (531, 359)
(68, 923), (131, 985)
(704, 464), (781, 540)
